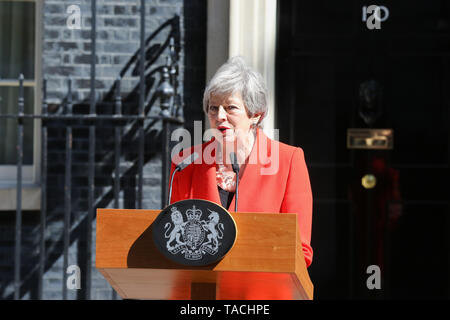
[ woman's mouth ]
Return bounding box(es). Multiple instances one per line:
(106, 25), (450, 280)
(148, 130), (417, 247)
(218, 126), (231, 134)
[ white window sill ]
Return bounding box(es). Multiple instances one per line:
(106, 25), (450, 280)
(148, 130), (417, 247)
(0, 185), (41, 211)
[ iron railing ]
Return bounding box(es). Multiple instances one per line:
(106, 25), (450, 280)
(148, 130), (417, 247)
(0, 0), (183, 300)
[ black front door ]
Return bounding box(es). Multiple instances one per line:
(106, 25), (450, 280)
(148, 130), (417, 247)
(276, 0), (450, 299)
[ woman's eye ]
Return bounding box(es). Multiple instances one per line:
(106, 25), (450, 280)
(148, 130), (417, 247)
(209, 106), (218, 112)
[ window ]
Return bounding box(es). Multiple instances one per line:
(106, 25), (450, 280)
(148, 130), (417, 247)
(0, 0), (41, 187)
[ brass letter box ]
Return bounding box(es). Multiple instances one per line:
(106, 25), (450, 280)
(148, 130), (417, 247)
(347, 128), (393, 150)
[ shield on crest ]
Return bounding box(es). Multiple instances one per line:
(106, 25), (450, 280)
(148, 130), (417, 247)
(152, 199), (237, 266)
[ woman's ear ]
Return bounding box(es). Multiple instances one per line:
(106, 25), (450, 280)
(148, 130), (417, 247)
(252, 114), (262, 125)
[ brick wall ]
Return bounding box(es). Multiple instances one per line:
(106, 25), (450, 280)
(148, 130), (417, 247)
(0, 0), (206, 300)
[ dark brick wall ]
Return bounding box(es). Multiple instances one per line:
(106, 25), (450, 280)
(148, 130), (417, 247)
(0, 0), (207, 300)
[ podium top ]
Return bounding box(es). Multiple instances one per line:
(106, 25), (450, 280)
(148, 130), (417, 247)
(96, 208), (314, 300)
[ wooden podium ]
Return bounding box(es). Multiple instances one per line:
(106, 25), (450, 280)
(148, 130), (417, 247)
(96, 208), (313, 300)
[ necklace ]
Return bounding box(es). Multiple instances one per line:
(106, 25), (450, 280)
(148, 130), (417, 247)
(215, 129), (256, 192)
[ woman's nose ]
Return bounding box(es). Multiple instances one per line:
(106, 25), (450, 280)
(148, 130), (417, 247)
(217, 106), (227, 120)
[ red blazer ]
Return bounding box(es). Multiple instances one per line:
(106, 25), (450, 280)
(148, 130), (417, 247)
(169, 129), (313, 267)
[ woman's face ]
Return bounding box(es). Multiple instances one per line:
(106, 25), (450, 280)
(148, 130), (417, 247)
(207, 91), (260, 143)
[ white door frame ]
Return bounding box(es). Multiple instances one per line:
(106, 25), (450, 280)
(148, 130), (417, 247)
(206, 0), (277, 138)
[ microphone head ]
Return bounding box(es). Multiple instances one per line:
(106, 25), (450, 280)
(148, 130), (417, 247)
(176, 152), (199, 171)
(230, 152), (240, 173)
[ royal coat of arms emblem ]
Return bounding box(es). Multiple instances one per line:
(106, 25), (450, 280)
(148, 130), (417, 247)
(152, 199), (237, 266)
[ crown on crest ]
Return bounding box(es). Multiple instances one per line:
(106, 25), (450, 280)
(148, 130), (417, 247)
(186, 205), (202, 221)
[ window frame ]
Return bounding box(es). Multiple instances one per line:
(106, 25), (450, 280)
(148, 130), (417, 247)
(0, 0), (42, 210)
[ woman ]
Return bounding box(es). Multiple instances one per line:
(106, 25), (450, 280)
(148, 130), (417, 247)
(169, 56), (313, 268)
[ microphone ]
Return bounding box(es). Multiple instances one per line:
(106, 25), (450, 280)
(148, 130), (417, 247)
(176, 151), (199, 171)
(230, 152), (240, 212)
(167, 152), (199, 206)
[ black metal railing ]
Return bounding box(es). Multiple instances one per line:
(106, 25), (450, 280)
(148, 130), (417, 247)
(0, 0), (183, 300)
